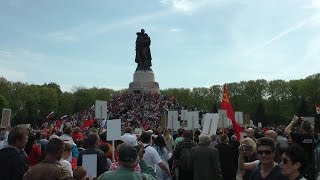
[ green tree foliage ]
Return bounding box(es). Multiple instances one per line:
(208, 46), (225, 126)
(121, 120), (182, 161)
(0, 73), (319, 126)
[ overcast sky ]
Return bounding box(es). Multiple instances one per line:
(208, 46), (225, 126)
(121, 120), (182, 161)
(1, 0), (320, 91)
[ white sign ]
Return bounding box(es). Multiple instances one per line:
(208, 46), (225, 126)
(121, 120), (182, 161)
(1, 108), (11, 127)
(95, 100), (108, 119)
(187, 111), (199, 130)
(235, 111), (244, 126)
(180, 110), (188, 120)
(202, 113), (219, 135)
(218, 109), (230, 128)
(83, 154), (97, 179)
(168, 111), (180, 131)
(107, 119), (121, 141)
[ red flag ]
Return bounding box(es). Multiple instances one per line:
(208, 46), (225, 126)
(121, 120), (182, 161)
(220, 84), (241, 141)
(80, 118), (95, 130)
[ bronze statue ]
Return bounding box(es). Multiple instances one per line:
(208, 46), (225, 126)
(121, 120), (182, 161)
(135, 29), (152, 71)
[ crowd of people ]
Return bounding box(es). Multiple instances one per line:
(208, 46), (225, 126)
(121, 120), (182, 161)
(0, 92), (319, 180)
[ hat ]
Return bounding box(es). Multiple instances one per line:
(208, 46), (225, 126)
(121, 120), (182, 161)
(118, 144), (138, 163)
(49, 134), (59, 140)
(120, 134), (138, 147)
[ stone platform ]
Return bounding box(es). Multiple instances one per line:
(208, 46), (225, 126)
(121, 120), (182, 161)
(129, 70), (160, 94)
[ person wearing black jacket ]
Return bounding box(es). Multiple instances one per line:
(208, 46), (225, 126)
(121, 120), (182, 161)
(0, 127), (29, 180)
(77, 133), (109, 177)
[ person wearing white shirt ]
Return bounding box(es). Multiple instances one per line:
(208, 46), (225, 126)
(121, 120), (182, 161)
(140, 132), (171, 177)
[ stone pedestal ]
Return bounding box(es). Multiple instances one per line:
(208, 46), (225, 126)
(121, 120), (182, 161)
(129, 70), (160, 94)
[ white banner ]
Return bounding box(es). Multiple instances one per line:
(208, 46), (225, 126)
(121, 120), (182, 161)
(186, 111), (199, 130)
(107, 119), (121, 141)
(168, 111), (180, 131)
(218, 109), (229, 128)
(180, 110), (188, 120)
(202, 113), (219, 135)
(95, 100), (108, 119)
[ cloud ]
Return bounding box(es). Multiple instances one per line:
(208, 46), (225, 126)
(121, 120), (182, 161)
(46, 31), (78, 42)
(160, 0), (225, 14)
(247, 14), (320, 54)
(42, 10), (171, 42)
(169, 28), (183, 32)
(0, 51), (27, 81)
(302, 0), (320, 9)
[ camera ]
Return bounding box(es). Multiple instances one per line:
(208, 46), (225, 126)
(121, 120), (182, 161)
(240, 144), (252, 151)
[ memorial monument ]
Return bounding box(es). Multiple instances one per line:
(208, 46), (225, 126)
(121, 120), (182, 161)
(129, 29), (160, 94)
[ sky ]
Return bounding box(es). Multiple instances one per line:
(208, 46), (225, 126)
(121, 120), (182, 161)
(0, 0), (320, 92)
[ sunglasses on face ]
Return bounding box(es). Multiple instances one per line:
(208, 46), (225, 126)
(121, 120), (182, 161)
(281, 158), (291, 164)
(257, 150), (272, 155)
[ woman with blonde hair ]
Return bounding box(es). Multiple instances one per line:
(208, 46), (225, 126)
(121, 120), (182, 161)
(163, 129), (174, 152)
(237, 137), (258, 180)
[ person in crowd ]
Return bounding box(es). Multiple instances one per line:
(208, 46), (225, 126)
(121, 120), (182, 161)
(23, 138), (73, 180)
(193, 128), (201, 143)
(71, 127), (84, 142)
(174, 129), (185, 148)
(285, 115), (316, 180)
(75, 139), (85, 152)
(153, 135), (171, 180)
(280, 144), (307, 180)
(0, 127), (29, 180)
(216, 134), (237, 180)
(25, 134), (42, 167)
(77, 133), (109, 177)
(60, 142), (73, 176)
(35, 131), (48, 153)
(285, 115), (315, 163)
(120, 127), (138, 147)
(249, 137), (287, 180)
(98, 143), (157, 180)
(246, 128), (257, 142)
(140, 132), (171, 177)
(276, 130), (288, 156)
(229, 135), (240, 176)
(264, 130), (281, 163)
(238, 137), (258, 180)
(172, 130), (197, 180)
(60, 126), (79, 159)
(0, 127), (12, 150)
(100, 143), (113, 171)
(109, 139), (143, 172)
(192, 134), (222, 180)
(163, 129), (174, 152)
(210, 134), (219, 147)
(73, 166), (87, 180)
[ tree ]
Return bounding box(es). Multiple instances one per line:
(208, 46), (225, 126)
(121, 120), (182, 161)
(0, 94), (9, 110)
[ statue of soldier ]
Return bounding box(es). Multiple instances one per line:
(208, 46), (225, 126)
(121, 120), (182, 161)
(135, 29), (152, 71)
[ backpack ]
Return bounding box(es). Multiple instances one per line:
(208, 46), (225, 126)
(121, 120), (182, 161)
(178, 147), (193, 171)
